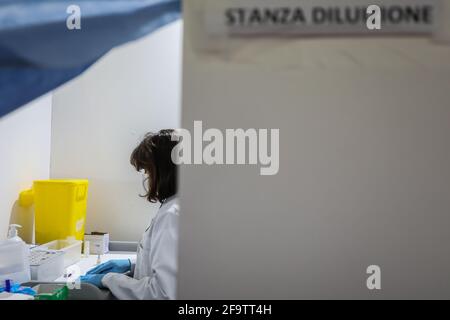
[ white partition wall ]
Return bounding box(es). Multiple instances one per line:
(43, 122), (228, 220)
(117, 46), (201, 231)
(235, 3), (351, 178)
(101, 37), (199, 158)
(178, 0), (450, 299)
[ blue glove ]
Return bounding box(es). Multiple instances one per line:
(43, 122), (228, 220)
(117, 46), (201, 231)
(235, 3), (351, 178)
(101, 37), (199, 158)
(86, 259), (131, 275)
(80, 274), (106, 288)
(0, 283), (36, 296)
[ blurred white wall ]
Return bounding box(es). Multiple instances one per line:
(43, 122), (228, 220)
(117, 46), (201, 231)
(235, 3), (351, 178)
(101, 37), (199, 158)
(51, 21), (182, 241)
(178, 0), (450, 299)
(0, 94), (52, 242)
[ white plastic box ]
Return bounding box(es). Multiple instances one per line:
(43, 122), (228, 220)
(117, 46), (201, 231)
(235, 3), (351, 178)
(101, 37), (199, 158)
(37, 239), (82, 268)
(29, 250), (65, 281)
(0, 240), (30, 285)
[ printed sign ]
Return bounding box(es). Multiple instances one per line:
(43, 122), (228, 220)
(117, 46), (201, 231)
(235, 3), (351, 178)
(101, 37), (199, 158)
(204, 0), (436, 37)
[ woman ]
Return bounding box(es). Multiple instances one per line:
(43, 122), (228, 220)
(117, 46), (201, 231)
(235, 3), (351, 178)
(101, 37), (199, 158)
(80, 129), (179, 300)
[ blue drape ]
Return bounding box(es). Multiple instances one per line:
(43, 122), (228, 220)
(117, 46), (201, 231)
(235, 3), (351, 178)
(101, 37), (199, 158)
(0, 0), (181, 117)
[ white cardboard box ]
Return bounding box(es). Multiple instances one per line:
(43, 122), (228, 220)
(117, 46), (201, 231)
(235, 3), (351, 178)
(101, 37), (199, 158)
(84, 233), (109, 255)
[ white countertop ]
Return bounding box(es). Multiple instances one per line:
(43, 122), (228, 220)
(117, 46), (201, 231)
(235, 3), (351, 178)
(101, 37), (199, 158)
(55, 252), (136, 282)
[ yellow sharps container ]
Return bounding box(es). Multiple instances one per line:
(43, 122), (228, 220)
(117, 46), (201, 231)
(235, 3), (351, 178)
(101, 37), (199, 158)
(19, 180), (88, 244)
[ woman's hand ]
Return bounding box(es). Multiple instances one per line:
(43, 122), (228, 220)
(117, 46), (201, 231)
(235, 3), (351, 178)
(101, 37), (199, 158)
(86, 259), (131, 275)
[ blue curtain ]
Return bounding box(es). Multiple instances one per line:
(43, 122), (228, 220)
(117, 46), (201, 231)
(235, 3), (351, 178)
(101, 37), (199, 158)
(0, 0), (181, 117)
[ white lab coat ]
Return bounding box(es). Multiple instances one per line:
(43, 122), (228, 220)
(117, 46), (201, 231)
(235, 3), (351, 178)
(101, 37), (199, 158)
(102, 196), (179, 300)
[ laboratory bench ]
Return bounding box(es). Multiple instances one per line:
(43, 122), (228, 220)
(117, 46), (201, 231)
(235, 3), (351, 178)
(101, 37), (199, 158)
(23, 251), (137, 300)
(56, 252), (136, 281)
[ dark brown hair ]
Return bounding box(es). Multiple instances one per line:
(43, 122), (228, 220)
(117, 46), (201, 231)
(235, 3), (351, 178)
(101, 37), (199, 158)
(130, 129), (178, 203)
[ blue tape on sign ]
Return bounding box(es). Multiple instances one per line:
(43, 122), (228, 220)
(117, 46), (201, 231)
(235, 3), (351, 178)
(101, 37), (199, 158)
(0, 0), (181, 117)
